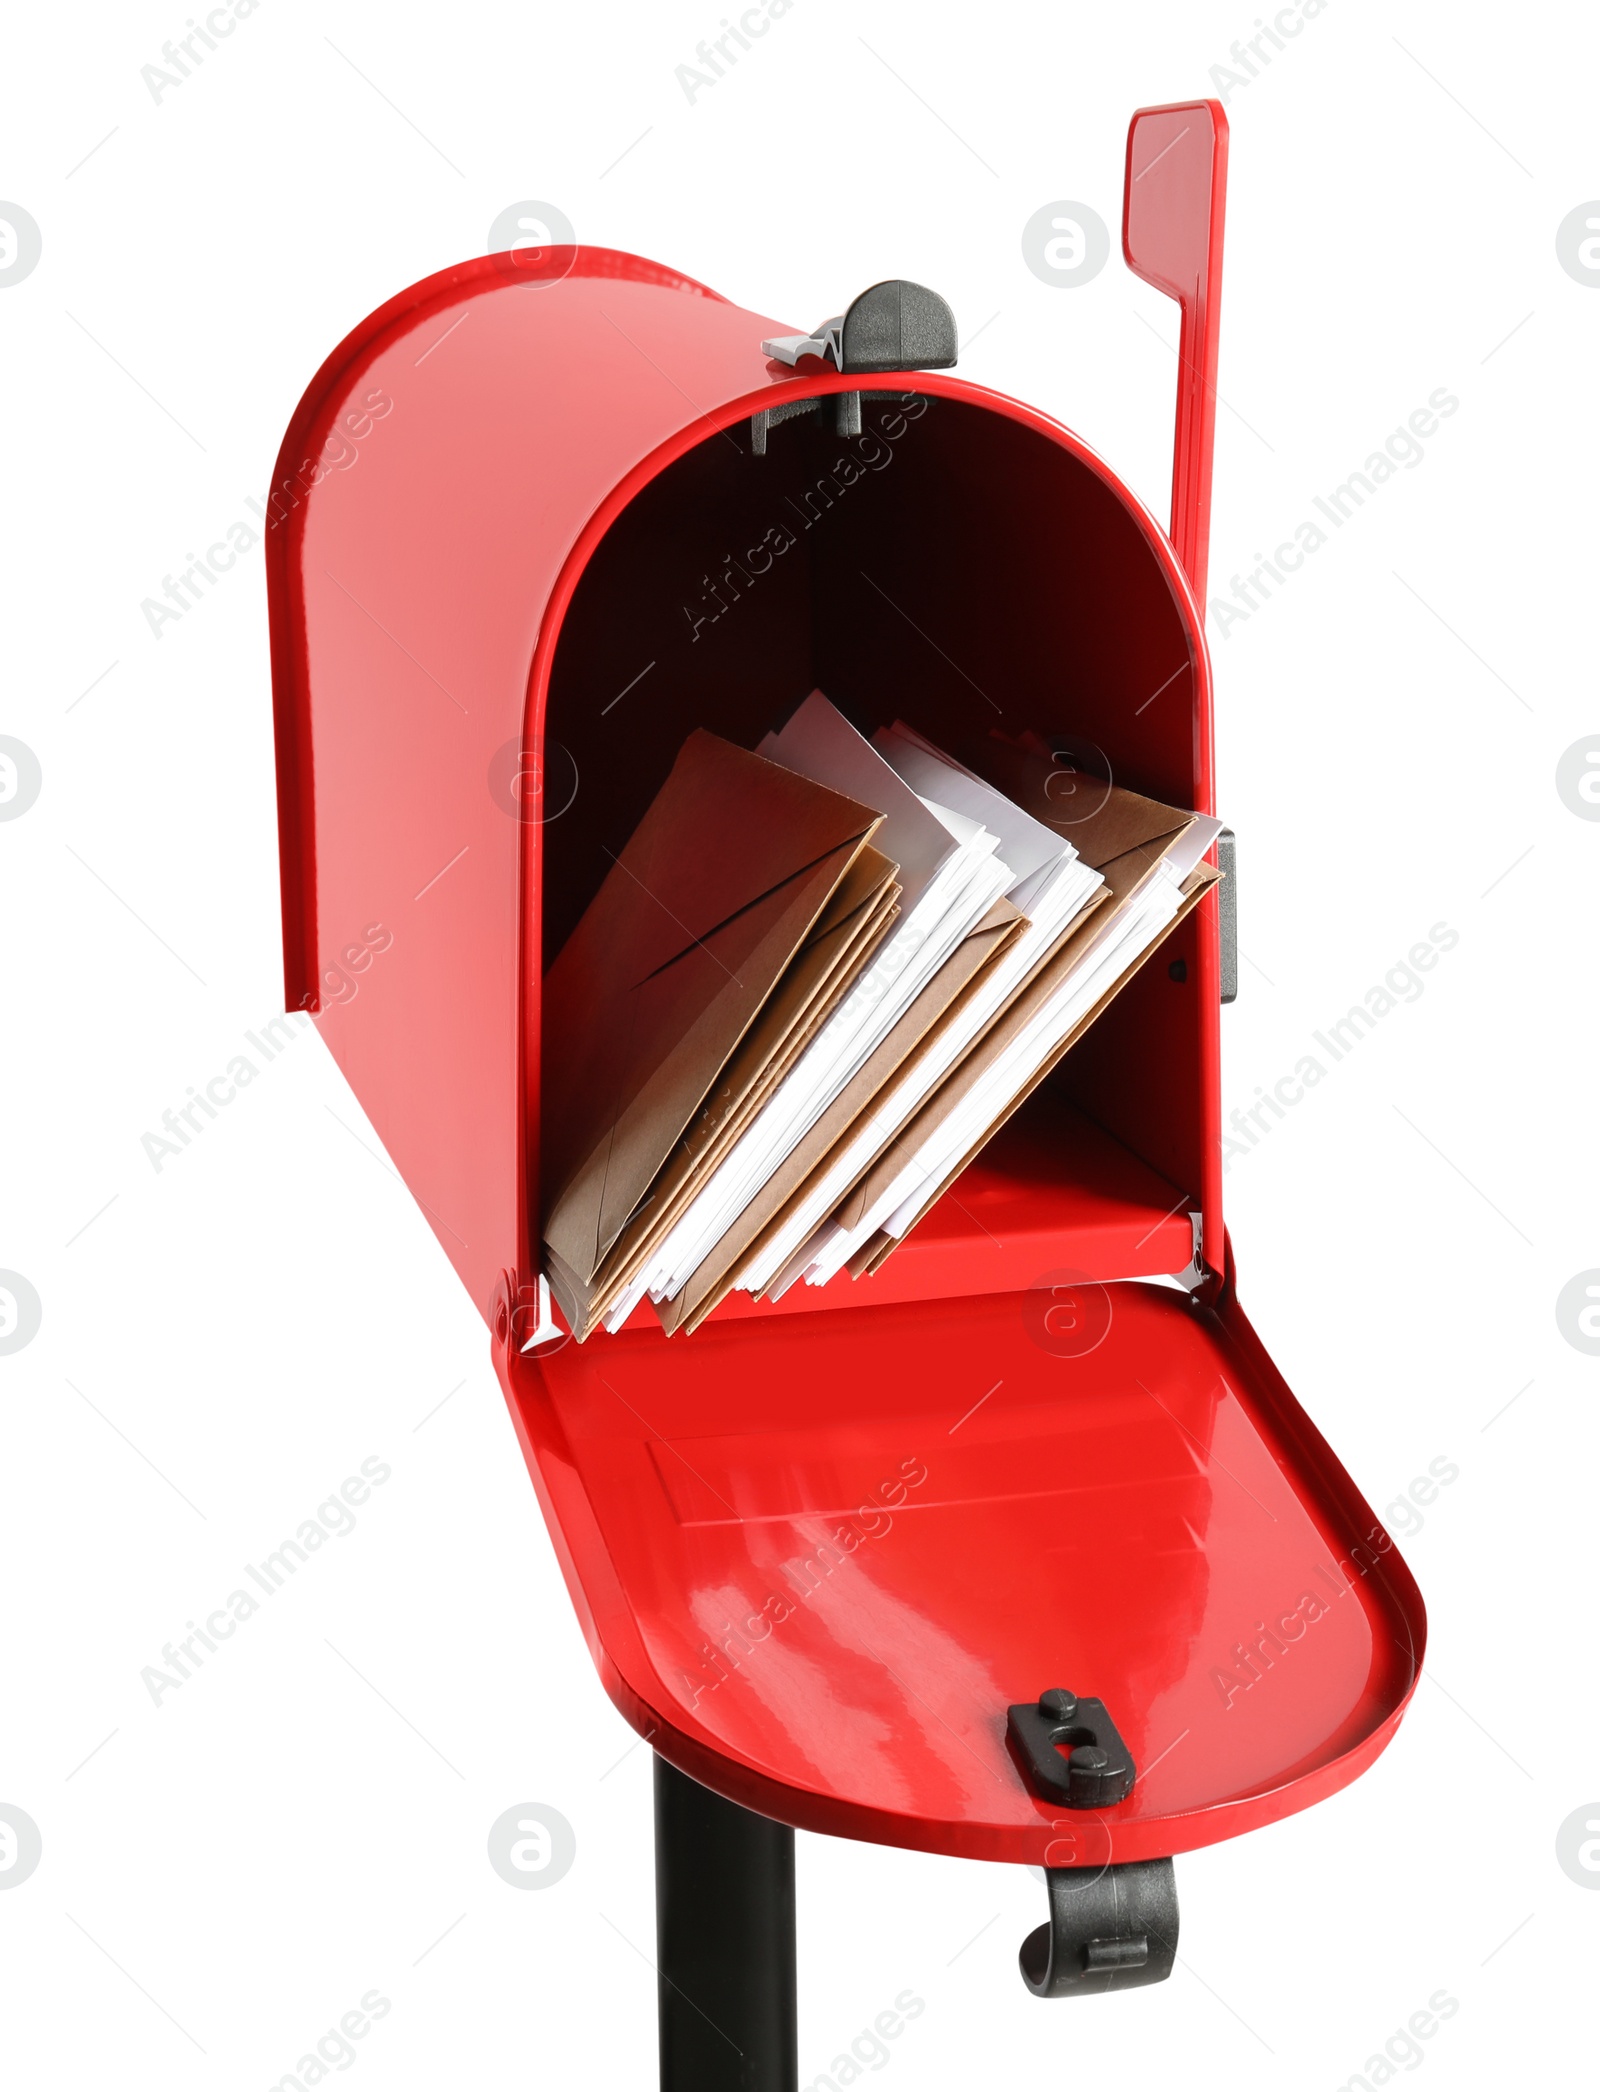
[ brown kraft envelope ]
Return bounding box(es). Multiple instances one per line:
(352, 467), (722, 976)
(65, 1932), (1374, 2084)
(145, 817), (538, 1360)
(540, 730), (884, 1290)
(557, 847), (901, 1339)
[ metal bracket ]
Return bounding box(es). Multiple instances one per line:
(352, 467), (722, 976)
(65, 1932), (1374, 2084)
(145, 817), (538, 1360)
(1173, 1210), (1205, 1292)
(519, 1272), (569, 1353)
(761, 313), (846, 369)
(749, 397), (821, 455)
(1218, 826), (1237, 1003)
(1020, 1858), (1179, 1998)
(749, 391), (872, 453)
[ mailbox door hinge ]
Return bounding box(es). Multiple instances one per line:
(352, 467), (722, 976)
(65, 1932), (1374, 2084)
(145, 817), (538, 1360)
(1174, 1211), (1206, 1292)
(492, 1269), (570, 1363)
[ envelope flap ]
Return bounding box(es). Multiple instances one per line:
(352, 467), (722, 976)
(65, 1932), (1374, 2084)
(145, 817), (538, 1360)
(564, 730), (882, 989)
(541, 732), (884, 1286)
(964, 740), (1191, 870)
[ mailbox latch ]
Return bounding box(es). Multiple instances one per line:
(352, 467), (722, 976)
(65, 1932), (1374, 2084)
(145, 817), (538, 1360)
(1020, 1857), (1179, 1998)
(1007, 1687), (1137, 1807)
(761, 279), (957, 375)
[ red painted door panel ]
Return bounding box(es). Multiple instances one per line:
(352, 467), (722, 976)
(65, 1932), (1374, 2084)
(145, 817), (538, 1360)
(502, 1279), (1419, 1864)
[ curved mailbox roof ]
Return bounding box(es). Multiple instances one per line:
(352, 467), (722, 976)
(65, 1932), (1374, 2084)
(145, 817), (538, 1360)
(266, 247), (1205, 1317)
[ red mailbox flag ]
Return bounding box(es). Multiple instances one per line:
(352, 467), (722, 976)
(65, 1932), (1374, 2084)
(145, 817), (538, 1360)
(1124, 99), (1230, 603)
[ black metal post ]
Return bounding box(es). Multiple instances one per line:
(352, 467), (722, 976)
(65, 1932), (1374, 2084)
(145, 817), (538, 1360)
(654, 1753), (797, 2092)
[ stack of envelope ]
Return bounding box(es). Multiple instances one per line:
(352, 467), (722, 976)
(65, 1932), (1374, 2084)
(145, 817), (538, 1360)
(774, 733), (1223, 1291)
(541, 697), (1221, 1342)
(540, 729), (896, 1337)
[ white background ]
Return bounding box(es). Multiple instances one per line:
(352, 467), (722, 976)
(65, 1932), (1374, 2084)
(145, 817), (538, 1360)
(3, 0), (1597, 2085)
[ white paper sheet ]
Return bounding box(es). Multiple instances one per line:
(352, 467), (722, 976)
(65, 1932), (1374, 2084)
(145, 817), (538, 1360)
(603, 694), (1014, 1327)
(736, 724), (1106, 1296)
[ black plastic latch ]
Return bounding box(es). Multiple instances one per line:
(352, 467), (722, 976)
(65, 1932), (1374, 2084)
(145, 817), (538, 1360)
(1006, 1687), (1137, 1807)
(760, 281), (957, 375)
(840, 280), (957, 373)
(1020, 1858), (1179, 1999)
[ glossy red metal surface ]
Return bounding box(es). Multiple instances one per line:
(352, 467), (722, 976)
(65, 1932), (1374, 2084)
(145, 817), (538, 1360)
(610, 1094), (1196, 1332)
(267, 102), (1424, 1869)
(500, 1277), (1421, 1864)
(267, 248), (763, 1324)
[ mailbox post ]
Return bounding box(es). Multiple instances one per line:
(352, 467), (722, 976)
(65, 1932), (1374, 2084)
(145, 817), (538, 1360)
(655, 1757), (797, 2089)
(268, 100), (1424, 2086)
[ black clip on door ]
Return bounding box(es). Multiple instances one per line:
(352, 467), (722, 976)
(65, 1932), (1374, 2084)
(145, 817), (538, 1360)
(1007, 1687), (1179, 1997)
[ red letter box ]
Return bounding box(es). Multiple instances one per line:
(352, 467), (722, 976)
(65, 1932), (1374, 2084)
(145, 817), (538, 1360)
(268, 98), (1423, 2076)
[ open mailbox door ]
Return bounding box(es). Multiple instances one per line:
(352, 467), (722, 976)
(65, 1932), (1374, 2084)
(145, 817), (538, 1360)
(269, 97), (1423, 2077)
(515, 1269), (1423, 1864)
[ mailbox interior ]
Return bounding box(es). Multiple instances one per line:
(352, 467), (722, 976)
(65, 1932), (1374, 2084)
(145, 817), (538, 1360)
(539, 392), (1211, 1316)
